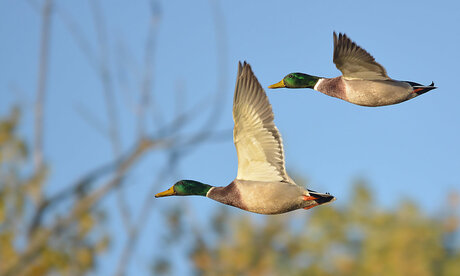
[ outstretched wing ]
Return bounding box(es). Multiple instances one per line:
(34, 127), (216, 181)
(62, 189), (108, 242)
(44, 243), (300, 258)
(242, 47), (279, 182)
(333, 32), (389, 80)
(233, 62), (293, 183)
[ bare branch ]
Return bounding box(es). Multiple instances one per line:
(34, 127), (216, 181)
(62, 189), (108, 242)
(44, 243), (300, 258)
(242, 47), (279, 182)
(33, 0), (53, 172)
(115, 39), (142, 118)
(90, 0), (121, 155)
(138, 0), (162, 137)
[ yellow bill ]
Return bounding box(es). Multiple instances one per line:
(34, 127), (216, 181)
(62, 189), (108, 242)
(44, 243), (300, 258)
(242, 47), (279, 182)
(155, 186), (176, 198)
(268, 79), (285, 89)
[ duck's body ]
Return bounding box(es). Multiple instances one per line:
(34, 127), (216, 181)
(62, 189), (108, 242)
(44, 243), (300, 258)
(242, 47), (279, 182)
(315, 77), (432, 107)
(155, 62), (335, 215)
(208, 180), (330, 214)
(269, 32), (436, 107)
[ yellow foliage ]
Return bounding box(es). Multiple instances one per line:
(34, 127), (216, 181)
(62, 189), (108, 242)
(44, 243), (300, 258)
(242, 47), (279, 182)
(0, 191), (5, 222)
(76, 248), (93, 268)
(24, 168), (48, 205)
(79, 213), (95, 236)
(0, 232), (18, 271)
(0, 109), (108, 276)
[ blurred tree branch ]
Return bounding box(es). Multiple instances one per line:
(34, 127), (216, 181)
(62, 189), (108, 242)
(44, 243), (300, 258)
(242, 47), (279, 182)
(115, 1), (229, 273)
(89, 0), (121, 155)
(33, 0), (53, 206)
(3, 0), (231, 275)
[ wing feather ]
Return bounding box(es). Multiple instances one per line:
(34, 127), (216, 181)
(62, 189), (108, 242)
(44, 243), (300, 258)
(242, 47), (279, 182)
(233, 62), (293, 183)
(333, 32), (389, 80)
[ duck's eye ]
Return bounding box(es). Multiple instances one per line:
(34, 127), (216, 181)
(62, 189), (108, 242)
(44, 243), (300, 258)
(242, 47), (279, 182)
(288, 74), (294, 79)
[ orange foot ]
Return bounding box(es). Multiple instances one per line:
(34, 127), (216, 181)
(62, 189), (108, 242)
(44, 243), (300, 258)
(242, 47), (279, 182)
(303, 195), (320, 210)
(303, 195), (319, 201)
(304, 203), (319, 210)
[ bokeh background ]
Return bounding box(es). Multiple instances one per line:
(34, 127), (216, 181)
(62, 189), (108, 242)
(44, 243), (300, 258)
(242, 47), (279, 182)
(1, 0), (459, 275)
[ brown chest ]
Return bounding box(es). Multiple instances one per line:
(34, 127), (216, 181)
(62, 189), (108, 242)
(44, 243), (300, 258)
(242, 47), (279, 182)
(315, 77), (348, 101)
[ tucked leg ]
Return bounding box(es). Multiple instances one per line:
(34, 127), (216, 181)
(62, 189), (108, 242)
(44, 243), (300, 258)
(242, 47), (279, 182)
(303, 195), (319, 201)
(304, 203), (319, 210)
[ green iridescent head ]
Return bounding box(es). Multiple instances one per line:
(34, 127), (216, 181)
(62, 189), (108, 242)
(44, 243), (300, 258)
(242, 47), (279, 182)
(155, 180), (212, 197)
(269, 73), (320, 89)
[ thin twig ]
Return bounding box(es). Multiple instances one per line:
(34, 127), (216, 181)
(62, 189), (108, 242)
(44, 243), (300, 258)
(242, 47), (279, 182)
(33, 0), (53, 172)
(90, 0), (121, 155)
(138, 0), (162, 137)
(115, 39), (142, 117)
(146, 0), (166, 134)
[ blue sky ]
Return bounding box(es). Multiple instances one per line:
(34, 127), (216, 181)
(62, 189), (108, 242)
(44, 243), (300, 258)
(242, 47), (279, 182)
(1, 0), (459, 275)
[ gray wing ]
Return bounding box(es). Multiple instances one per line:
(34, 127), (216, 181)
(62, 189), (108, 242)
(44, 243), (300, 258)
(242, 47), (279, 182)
(233, 62), (293, 183)
(333, 32), (390, 80)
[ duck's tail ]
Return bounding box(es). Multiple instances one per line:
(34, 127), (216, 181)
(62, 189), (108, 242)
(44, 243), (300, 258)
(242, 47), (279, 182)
(406, 81), (437, 96)
(303, 190), (336, 210)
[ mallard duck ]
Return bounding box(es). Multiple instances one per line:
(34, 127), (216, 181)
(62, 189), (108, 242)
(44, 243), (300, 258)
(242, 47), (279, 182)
(269, 32), (437, 107)
(155, 62), (335, 214)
